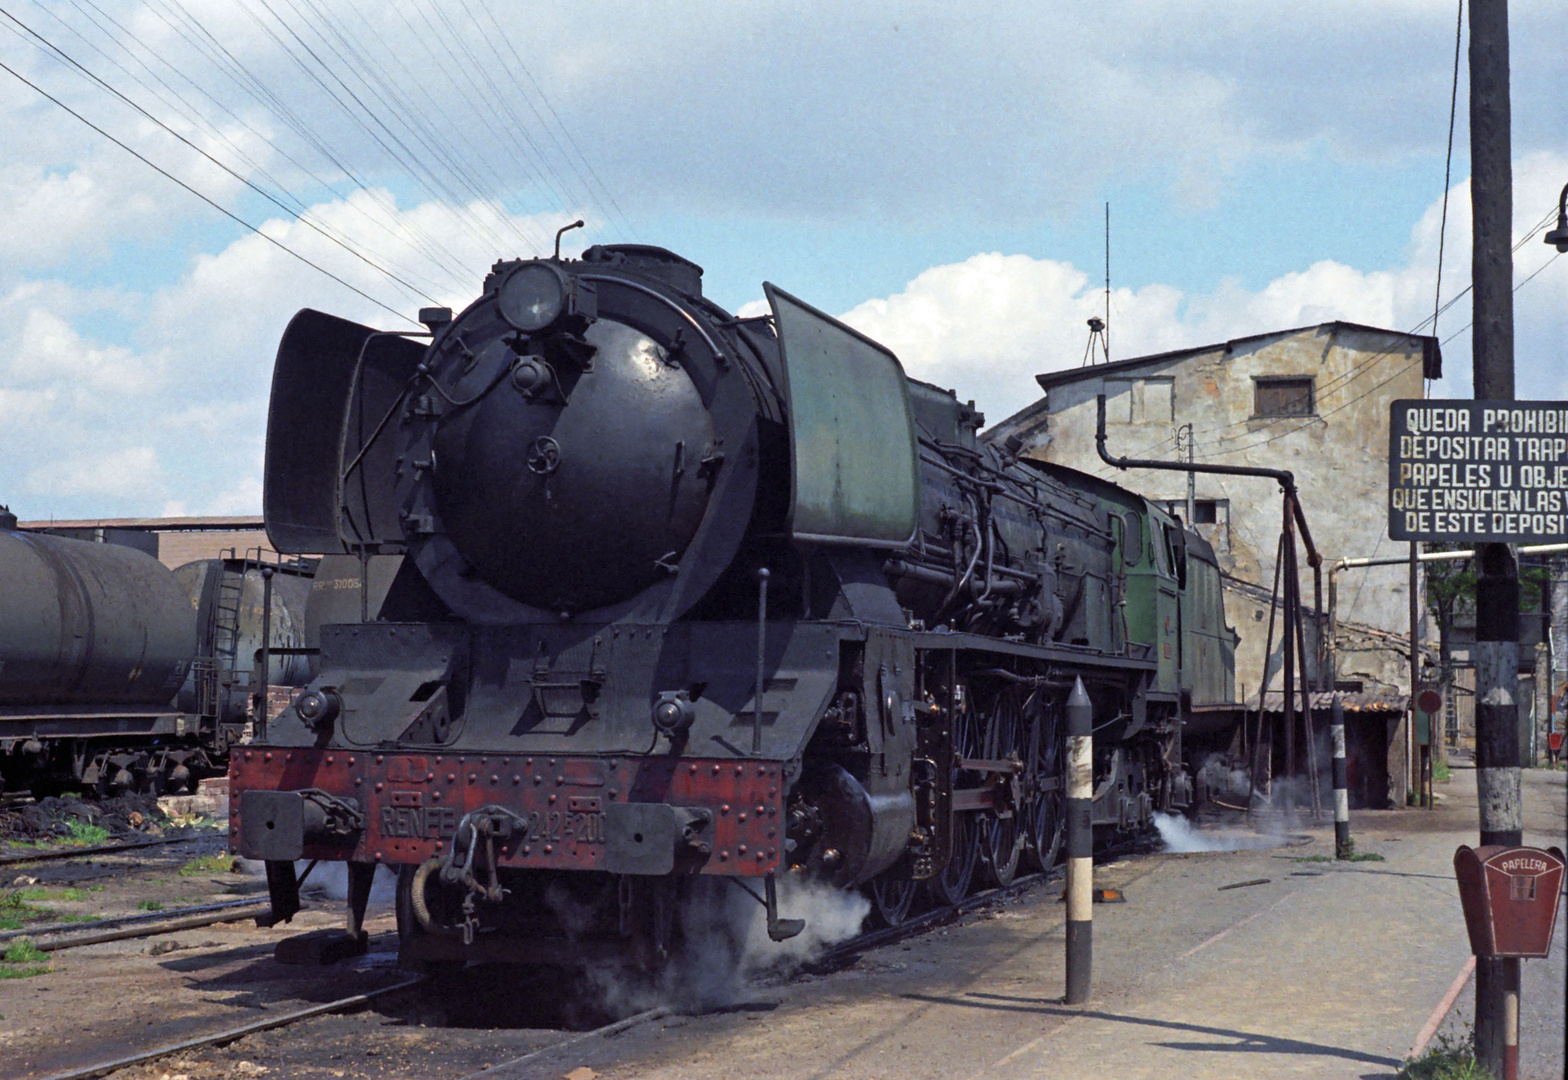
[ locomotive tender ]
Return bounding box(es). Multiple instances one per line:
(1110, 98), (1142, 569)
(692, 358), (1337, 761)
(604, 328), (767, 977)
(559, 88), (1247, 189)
(233, 244), (1237, 965)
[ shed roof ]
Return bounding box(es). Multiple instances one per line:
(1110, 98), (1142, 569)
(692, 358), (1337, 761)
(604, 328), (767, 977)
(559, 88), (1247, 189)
(1032, 321), (1441, 393)
(17, 515), (263, 532)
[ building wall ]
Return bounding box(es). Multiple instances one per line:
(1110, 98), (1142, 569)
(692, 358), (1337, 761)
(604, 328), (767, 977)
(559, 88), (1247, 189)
(153, 529), (274, 570)
(992, 324), (1435, 800)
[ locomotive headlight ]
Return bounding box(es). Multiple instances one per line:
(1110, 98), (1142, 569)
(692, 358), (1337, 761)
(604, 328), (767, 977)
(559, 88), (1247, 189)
(497, 262), (568, 332)
(295, 688), (342, 730)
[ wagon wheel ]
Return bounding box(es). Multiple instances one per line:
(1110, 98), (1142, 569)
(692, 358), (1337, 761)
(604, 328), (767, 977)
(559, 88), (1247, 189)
(1023, 691), (1066, 873)
(926, 686), (981, 907)
(867, 861), (918, 928)
(980, 686), (1024, 887)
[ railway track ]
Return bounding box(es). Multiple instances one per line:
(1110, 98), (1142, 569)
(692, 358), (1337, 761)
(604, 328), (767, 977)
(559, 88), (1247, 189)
(0, 831), (220, 867)
(0, 896), (274, 952)
(26, 842), (1157, 1080)
(37, 976), (427, 1080)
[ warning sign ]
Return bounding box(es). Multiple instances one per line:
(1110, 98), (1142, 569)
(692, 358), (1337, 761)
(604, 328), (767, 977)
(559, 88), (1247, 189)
(1389, 400), (1568, 543)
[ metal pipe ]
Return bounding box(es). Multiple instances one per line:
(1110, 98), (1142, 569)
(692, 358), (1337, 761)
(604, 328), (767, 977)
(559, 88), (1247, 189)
(1291, 525), (1323, 819)
(1250, 533), (1287, 815)
(1282, 500), (1298, 814)
(258, 565), (274, 741)
(1097, 395), (1319, 567)
(1331, 695), (1352, 858)
(1064, 676), (1093, 1005)
(753, 568), (769, 756)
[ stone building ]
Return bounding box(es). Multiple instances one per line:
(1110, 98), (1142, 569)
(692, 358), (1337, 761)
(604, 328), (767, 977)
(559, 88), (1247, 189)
(987, 321), (1442, 804)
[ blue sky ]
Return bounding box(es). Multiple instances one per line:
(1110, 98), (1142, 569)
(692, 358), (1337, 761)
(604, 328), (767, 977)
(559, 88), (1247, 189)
(0, 0), (1563, 520)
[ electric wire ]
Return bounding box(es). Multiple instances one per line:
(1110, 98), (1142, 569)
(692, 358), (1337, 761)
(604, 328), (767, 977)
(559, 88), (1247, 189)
(267, 0), (545, 254)
(458, 0), (633, 237)
(395, 0), (575, 222)
(1116, 199), (1563, 467)
(237, 0), (505, 255)
(0, 52), (415, 324)
(0, 3), (443, 306)
(290, 0), (547, 254)
(139, 0), (474, 285)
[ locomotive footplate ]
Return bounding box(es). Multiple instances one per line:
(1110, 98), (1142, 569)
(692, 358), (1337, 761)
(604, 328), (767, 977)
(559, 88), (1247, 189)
(230, 746), (786, 875)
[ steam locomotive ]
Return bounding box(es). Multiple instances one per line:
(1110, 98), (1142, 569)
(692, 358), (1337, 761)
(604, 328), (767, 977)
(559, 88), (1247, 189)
(232, 244), (1238, 967)
(0, 513), (313, 796)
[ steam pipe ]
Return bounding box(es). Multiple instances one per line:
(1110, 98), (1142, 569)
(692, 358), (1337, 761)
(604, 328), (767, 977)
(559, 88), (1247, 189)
(1096, 395), (1320, 569)
(1325, 543), (1568, 691)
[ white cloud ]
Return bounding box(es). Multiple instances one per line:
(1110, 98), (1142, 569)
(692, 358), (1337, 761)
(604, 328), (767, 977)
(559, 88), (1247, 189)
(840, 151), (1568, 426)
(27, 445), (160, 499)
(0, 187), (585, 520)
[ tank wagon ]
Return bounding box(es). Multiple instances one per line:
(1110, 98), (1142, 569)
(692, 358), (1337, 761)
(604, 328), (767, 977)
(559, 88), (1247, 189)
(0, 510), (312, 795)
(232, 245), (1239, 967)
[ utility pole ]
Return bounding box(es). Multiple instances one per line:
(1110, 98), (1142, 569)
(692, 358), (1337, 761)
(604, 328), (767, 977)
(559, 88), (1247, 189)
(1176, 423), (1197, 524)
(1468, 2), (1523, 1075)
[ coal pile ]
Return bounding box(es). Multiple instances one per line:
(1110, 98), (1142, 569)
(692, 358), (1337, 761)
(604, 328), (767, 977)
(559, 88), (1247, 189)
(0, 793), (170, 844)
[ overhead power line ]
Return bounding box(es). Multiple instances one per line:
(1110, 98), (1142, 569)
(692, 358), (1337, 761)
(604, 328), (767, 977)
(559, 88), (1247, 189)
(0, 53), (416, 324)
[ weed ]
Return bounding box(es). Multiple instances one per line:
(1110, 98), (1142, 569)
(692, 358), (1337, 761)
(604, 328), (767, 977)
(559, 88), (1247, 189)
(64, 820), (110, 846)
(137, 899), (164, 911)
(178, 853), (236, 877)
(0, 965), (49, 979)
(1433, 760), (1452, 783)
(0, 938), (50, 980)
(1290, 851), (1385, 864)
(0, 890), (51, 922)
(17, 886), (99, 903)
(1399, 1029), (1484, 1079)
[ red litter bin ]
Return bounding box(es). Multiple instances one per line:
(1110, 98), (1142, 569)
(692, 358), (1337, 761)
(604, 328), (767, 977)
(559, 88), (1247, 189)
(1454, 845), (1566, 958)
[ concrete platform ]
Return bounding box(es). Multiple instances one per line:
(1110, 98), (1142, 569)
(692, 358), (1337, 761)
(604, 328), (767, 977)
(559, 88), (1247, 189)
(529, 763), (1565, 1080)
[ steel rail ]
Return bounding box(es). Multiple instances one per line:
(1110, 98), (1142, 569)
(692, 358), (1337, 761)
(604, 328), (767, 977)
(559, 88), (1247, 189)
(0, 897), (274, 950)
(36, 975), (426, 1080)
(0, 832), (219, 867)
(455, 1007), (674, 1080)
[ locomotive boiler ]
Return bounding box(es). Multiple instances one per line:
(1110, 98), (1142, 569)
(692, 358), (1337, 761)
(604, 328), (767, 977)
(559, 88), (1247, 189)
(233, 244), (1237, 966)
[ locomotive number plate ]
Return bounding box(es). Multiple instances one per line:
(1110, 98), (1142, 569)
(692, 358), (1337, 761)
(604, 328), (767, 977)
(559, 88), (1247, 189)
(525, 809), (607, 845)
(378, 800), (606, 846)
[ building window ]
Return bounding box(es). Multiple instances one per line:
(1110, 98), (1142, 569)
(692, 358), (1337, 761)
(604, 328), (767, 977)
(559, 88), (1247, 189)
(1164, 499), (1221, 525)
(1104, 377), (1174, 423)
(1253, 376), (1315, 417)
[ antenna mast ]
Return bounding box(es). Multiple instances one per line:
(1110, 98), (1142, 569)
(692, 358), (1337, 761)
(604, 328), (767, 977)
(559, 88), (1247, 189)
(1104, 202), (1111, 362)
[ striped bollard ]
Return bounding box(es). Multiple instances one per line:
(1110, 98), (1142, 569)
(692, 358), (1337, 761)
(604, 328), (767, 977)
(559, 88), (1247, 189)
(1065, 676), (1093, 1004)
(1331, 694), (1352, 859)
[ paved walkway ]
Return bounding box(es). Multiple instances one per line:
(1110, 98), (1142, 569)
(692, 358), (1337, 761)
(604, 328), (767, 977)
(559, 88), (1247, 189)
(501, 764), (1566, 1080)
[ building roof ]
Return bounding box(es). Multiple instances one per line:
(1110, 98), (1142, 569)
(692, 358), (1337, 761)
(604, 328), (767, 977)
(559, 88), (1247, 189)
(1032, 320), (1442, 393)
(1246, 689), (1410, 713)
(17, 515), (263, 531)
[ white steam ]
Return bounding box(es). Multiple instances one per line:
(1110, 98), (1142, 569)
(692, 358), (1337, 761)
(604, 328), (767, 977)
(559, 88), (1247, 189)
(588, 873), (871, 1017)
(1153, 813), (1282, 853)
(238, 858), (398, 905)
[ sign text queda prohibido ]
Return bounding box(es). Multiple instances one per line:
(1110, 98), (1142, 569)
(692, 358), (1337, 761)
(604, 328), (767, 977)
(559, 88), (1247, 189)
(1388, 400), (1568, 543)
